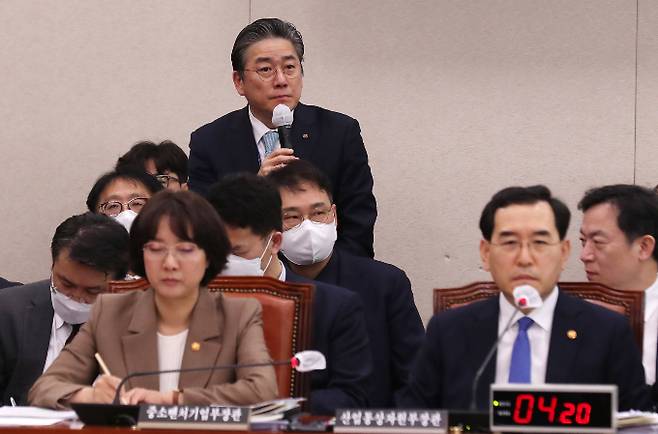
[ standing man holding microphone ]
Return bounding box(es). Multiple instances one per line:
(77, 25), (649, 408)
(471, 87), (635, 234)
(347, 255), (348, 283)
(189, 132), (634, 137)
(188, 18), (377, 258)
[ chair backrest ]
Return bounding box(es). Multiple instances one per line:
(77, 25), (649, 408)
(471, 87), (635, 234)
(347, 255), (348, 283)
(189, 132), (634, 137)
(433, 281), (644, 349)
(107, 276), (314, 399)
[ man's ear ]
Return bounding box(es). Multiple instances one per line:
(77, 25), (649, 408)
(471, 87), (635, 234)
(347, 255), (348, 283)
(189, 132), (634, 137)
(331, 204), (338, 228)
(480, 239), (491, 272)
(560, 239), (571, 270)
(181, 183), (189, 191)
(271, 231), (283, 255)
(232, 71), (245, 96)
(636, 235), (656, 261)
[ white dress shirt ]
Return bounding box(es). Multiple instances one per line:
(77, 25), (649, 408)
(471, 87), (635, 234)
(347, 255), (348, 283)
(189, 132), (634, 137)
(643, 274), (658, 384)
(43, 311), (74, 373)
(157, 329), (189, 393)
(495, 286), (559, 384)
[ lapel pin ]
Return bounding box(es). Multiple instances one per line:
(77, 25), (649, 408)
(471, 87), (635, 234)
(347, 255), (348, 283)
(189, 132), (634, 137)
(567, 330), (577, 340)
(302, 133), (309, 139)
(191, 342), (201, 351)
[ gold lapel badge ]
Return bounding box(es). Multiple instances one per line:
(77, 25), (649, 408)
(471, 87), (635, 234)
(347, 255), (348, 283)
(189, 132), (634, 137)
(191, 342), (201, 351)
(567, 330), (577, 340)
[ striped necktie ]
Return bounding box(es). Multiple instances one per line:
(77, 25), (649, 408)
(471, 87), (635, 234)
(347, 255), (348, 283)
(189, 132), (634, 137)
(262, 130), (279, 159)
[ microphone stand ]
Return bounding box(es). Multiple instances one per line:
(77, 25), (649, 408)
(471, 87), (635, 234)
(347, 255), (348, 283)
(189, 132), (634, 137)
(469, 308), (520, 410)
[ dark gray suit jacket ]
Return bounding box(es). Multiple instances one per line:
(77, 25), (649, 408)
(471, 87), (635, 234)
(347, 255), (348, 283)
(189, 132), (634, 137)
(0, 280), (53, 405)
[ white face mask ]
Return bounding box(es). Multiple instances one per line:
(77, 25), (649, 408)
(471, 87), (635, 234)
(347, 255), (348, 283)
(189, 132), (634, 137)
(113, 209), (138, 233)
(50, 279), (93, 324)
(281, 220), (337, 265)
(222, 235), (273, 277)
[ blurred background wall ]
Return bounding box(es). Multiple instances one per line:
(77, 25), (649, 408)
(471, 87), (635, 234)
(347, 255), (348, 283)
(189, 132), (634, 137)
(1, 0), (656, 323)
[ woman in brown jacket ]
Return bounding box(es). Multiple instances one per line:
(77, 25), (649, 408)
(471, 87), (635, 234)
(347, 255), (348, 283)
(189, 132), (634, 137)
(29, 190), (278, 409)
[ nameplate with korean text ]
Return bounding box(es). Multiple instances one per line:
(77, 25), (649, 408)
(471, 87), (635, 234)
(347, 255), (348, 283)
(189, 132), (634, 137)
(334, 409), (447, 433)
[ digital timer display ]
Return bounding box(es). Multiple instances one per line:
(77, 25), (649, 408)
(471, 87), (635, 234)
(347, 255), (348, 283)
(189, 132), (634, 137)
(490, 384), (616, 433)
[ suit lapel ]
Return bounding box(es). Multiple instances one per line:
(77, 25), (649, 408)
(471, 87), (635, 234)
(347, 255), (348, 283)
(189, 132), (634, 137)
(121, 289), (159, 390)
(546, 292), (582, 383)
(178, 289), (223, 389)
(21, 283), (54, 377)
(228, 106), (261, 172)
(290, 103), (317, 161)
(468, 298), (499, 408)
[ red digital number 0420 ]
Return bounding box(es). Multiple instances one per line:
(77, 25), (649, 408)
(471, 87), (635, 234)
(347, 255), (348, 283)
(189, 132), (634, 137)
(513, 394), (592, 425)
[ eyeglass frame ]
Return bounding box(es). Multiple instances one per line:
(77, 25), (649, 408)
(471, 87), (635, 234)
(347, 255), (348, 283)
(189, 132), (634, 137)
(488, 238), (562, 255)
(242, 60), (302, 82)
(154, 174), (181, 188)
(143, 241), (204, 261)
(98, 196), (149, 217)
(282, 205), (336, 231)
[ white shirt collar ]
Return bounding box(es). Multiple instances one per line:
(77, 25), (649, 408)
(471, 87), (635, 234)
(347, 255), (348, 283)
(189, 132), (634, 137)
(248, 107), (273, 145)
(499, 285), (559, 332)
(277, 259), (287, 281)
(644, 274), (658, 321)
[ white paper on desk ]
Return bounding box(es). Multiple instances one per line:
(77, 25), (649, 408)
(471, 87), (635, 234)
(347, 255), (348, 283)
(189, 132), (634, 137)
(0, 406), (77, 426)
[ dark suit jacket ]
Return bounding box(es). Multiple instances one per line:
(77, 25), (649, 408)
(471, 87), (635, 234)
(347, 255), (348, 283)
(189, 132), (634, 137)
(0, 280), (53, 405)
(29, 288), (278, 409)
(188, 103), (377, 258)
(397, 291), (651, 411)
(286, 268), (372, 415)
(313, 247), (424, 406)
(0, 277), (22, 289)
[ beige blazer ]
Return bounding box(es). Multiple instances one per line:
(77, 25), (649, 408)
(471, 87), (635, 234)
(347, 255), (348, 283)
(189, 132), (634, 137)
(28, 288), (278, 409)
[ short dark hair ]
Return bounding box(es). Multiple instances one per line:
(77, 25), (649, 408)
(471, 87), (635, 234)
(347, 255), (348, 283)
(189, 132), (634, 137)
(86, 167), (164, 212)
(207, 174), (282, 236)
(231, 18), (304, 77)
(116, 140), (188, 183)
(266, 159), (333, 202)
(479, 185), (571, 241)
(130, 190), (230, 286)
(578, 184), (658, 261)
(51, 212), (130, 279)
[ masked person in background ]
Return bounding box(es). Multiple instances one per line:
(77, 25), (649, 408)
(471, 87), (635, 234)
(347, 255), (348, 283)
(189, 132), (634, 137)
(0, 213), (129, 405)
(86, 167), (163, 233)
(267, 160), (424, 407)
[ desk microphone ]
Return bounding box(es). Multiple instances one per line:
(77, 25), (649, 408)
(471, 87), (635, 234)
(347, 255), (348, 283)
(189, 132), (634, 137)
(272, 104), (294, 148)
(468, 285), (542, 410)
(112, 350), (325, 405)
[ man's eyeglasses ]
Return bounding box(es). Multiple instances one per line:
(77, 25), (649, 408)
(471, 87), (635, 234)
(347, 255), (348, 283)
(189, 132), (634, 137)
(155, 174), (181, 188)
(243, 62), (301, 81)
(489, 239), (561, 255)
(283, 208), (334, 230)
(99, 197), (148, 217)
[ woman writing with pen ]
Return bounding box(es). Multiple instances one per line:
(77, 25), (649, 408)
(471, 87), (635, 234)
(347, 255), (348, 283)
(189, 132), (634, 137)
(29, 190), (278, 408)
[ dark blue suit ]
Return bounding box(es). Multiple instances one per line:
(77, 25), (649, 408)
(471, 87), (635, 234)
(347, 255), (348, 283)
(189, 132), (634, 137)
(0, 280), (53, 405)
(285, 268), (372, 415)
(313, 247), (424, 406)
(398, 291), (651, 411)
(0, 277), (21, 289)
(188, 103), (377, 258)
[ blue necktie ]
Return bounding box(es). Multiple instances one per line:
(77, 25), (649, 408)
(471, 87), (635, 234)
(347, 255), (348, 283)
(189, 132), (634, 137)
(262, 130), (279, 158)
(509, 316), (534, 383)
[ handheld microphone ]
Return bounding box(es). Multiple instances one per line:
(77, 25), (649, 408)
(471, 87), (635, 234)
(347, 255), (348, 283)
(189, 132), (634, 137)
(468, 285), (542, 410)
(112, 350), (326, 404)
(272, 104), (294, 148)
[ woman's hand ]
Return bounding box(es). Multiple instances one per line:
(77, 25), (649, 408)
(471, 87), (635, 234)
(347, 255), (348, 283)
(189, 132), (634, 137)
(121, 388), (174, 405)
(69, 375), (122, 404)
